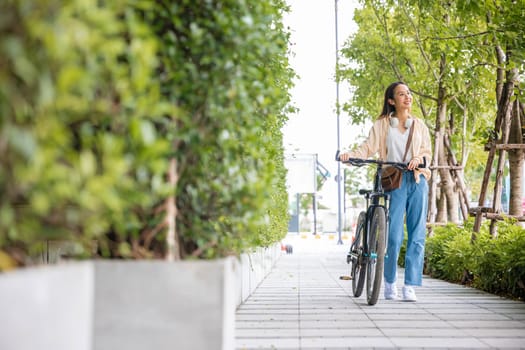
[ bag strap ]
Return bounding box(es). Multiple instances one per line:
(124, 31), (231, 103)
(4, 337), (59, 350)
(402, 121), (415, 162)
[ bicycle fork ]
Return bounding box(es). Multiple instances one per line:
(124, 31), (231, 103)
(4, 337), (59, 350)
(364, 201), (388, 265)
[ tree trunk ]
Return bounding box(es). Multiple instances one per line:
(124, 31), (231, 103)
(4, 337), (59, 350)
(427, 130), (440, 228)
(438, 153), (460, 223)
(508, 99), (524, 216)
(444, 131), (469, 221)
(436, 95), (460, 223)
(165, 157), (180, 261)
(436, 189), (447, 223)
(489, 64), (518, 236)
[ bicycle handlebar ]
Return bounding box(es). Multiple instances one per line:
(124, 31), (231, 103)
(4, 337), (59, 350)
(335, 151), (427, 170)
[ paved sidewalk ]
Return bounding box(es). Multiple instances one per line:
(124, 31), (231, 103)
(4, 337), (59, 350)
(236, 234), (525, 349)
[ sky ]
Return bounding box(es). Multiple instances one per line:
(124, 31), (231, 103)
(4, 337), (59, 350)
(282, 0), (362, 212)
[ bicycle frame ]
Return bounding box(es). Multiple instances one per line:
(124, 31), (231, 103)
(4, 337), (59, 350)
(363, 191), (390, 263)
(352, 166), (391, 270)
(365, 162), (390, 257)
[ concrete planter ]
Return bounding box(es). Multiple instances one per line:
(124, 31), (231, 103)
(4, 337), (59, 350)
(0, 262), (94, 350)
(0, 258), (237, 350)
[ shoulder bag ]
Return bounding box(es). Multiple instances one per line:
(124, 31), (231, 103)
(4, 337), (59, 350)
(381, 122), (415, 191)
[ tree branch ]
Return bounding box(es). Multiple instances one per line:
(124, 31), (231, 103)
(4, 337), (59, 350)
(424, 31), (493, 41)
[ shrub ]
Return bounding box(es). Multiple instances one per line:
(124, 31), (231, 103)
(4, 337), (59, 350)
(472, 220), (525, 300)
(424, 224), (461, 279)
(143, 0), (294, 258)
(0, 0), (171, 262)
(425, 219), (525, 300)
(0, 0), (294, 267)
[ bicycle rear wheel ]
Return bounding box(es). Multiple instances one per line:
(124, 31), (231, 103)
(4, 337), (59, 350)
(351, 212), (366, 298)
(366, 206), (386, 305)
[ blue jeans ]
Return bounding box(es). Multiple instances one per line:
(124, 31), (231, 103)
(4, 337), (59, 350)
(384, 171), (428, 286)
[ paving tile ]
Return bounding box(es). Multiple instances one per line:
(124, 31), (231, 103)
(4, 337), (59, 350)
(236, 337), (300, 349)
(432, 313), (512, 321)
(236, 328), (300, 338)
(236, 321), (299, 329)
(374, 320), (455, 329)
(300, 320), (377, 329)
(237, 309), (299, 315)
(479, 337), (525, 348)
(361, 307), (428, 314)
(236, 314), (300, 321)
(380, 327), (469, 337)
(239, 303), (299, 309)
(463, 328), (525, 337)
(448, 320), (525, 329)
(299, 337), (395, 348)
(368, 313), (440, 321)
(299, 328), (383, 337)
(390, 337), (490, 348)
(243, 300), (299, 306)
(426, 307), (493, 314)
(300, 308), (362, 313)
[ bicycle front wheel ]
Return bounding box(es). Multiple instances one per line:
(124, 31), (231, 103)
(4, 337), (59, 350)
(366, 206), (386, 305)
(351, 212), (366, 298)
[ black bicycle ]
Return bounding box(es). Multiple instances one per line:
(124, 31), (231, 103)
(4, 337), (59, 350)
(336, 151), (425, 305)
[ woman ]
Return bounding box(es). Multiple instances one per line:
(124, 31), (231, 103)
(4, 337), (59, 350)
(339, 81), (432, 301)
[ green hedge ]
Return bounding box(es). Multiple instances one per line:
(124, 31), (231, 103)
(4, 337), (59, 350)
(425, 220), (525, 301)
(0, 0), (294, 268)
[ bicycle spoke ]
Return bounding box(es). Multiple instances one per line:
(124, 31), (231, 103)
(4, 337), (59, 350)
(351, 212), (366, 298)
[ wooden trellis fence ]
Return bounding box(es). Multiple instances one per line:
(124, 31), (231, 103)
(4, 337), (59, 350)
(471, 99), (525, 237)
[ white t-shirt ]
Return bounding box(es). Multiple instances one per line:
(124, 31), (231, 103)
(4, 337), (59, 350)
(386, 127), (412, 162)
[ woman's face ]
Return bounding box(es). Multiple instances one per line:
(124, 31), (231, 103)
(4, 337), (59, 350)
(389, 84), (412, 111)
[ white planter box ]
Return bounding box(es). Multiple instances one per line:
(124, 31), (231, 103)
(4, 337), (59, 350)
(0, 258), (237, 350)
(0, 262), (94, 350)
(236, 243), (282, 305)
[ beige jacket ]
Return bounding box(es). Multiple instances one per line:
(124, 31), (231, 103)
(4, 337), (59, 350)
(348, 117), (432, 182)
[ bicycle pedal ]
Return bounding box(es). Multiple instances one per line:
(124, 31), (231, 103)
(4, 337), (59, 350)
(339, 275), (352, 280)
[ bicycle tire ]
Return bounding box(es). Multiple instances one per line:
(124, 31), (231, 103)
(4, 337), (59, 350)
(366, 206), (386, 305)
(351, 212), (366, 298)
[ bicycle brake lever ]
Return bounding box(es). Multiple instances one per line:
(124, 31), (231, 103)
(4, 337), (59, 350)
(335, 150), (340, 161)
(416, 157), (427, 169)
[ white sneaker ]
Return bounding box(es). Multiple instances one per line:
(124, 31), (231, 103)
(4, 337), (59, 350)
(402, 285), (417, 302)
(384, 282), (398, 300)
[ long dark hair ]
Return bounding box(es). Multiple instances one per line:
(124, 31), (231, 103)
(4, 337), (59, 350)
(379, 81), (407, 118)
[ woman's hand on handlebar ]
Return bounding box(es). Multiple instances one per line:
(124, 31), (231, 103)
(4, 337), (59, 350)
(407, 158), (419, 171)
(338, 152), (352, 162)
(408, 157), (427, 170)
